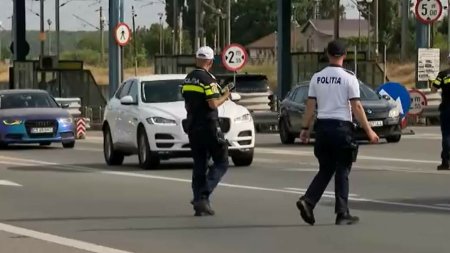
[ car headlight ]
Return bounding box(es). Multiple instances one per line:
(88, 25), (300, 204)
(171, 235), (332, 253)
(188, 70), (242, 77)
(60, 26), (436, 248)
(2, 119), (23, 126)
(146, 117), (177, 125)
(58, 117), (73, 124)
(234, 113), (252, 123)
(388, 108), (400, 118)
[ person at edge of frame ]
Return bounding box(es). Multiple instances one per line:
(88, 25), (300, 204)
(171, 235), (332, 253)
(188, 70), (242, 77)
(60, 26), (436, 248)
(431, 54), (450, 170)
(295, 39), (380, 226)
(181, 46), (231, 216)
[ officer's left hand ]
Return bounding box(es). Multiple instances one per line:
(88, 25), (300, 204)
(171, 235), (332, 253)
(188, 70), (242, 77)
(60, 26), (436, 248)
(300, 129), (310, 144)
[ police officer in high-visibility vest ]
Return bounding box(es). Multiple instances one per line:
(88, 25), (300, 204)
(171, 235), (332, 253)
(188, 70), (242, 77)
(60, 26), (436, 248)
(181, 46), (230, 216)
(296, 40), (379, 226)
(431, 55), (450, 170)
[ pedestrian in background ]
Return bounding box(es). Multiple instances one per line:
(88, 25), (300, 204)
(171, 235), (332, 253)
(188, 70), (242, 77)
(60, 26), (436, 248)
(296, 40), (379, 226)
(181, 46), (230, 216)
(431, 55), (450, 170)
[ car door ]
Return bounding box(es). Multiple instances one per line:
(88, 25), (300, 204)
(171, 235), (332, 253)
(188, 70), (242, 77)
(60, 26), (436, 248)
(289, 86), (308, 131)
(121, 79), (140, 148)
(114, 80), (133, 145)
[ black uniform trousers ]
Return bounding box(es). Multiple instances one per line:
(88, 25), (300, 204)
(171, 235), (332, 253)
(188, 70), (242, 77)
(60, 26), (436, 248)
(304, 119), (356, 214)
(440, 105), (450, 165)
(188, 127), (229, 202)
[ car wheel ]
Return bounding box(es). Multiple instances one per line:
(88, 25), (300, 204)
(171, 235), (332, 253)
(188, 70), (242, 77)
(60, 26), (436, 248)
(0, 142), (8, 149)
(279, 119), (295, 144)
(40, 142), (51, 146)
(386, 135), (401, 143)
(231, 149), (254, 167)
(62, 141), (75, 148)
(137, 127), (160, 170)
(103, 127), (124, 165)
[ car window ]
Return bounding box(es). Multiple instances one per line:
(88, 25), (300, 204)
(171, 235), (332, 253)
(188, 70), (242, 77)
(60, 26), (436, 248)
(117, 81), (132, 99)
(294, 86), (308, 104)
(129, 80), (139, 102)
(141, 80), (184, 103)
(0, 92), (59, 109)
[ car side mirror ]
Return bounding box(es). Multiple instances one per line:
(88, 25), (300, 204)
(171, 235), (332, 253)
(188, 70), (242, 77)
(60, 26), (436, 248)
(120, 95), (136, 105)
(230, 93), (241, 102)
(61, 103), (70, 108)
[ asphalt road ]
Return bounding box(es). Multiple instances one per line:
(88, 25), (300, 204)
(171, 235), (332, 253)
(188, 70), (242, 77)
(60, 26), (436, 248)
(1, 127), (449, 253)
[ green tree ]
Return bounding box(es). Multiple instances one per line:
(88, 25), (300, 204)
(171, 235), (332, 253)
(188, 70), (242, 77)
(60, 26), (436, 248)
(294, 0), (345, 26)
(76, 35), (102, 51)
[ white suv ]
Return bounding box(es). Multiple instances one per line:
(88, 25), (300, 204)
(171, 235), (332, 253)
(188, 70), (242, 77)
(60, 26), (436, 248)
(102, 74), (255, 169)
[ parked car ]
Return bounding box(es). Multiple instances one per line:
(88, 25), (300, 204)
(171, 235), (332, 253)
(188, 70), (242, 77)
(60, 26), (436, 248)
(278, 80), (402, 144)
(0, 89), (75, 148)
(215, 73), (273, 111)
(102, 74), (255, 170)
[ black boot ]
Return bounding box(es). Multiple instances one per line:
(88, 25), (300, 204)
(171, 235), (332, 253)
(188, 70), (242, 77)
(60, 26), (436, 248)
(296, 196), (315, 225)
(335, 212), (359, 225)
(193, 198), (215, 216)
(437, 162), (449, 170)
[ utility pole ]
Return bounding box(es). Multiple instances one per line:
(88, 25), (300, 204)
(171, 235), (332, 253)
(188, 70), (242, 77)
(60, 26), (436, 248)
(158, 13), (163, 54)
(47, 19), (52, 55)
(132, 6), (137, 76)
(173, 0), (177, 55)
(195, 0), (200, 51)
(179, 6), (183, 54)
(55, 0), (60, 61)
(334, 0), (340, 39)
(40, 0), (45, 89)
(400, 0), (408, 60)
(374, 0), (379, 59)
(99, 6), (105, 64)
(40, 0), (45, 58)
(226, 0), (231, 45)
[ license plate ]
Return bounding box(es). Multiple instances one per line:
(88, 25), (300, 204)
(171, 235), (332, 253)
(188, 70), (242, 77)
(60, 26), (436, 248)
(369, 121), (383, 127)
(31, 127), (54, 134)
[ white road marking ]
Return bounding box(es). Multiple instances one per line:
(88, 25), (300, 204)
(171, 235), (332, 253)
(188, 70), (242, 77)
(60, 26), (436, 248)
(3, 155), (450, 213)
(435, 204), (450, 208)
(0, 180), (22, 187)
(256, 148), (440, 164)
(0, 223), (133, 253)
(0, 160), (38, 166)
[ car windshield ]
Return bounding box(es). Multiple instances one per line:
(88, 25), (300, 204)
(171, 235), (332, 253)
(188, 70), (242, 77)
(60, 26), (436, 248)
(295, 81), (380, 101)
(141, 80), (184, 103)
(359, 82), (380, 100)
(0, 92), (58, 109)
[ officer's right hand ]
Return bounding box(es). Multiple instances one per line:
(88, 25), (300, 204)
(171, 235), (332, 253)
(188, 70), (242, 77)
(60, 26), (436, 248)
(367, 129), (380, 144)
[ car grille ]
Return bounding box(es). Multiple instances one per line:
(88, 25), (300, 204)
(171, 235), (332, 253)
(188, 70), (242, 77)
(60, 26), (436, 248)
(25, 120), (58, 138)
(181, 118), (231, 133)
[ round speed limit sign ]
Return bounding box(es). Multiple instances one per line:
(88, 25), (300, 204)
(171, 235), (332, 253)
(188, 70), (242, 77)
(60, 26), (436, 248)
(221, 43), (248, 72)
(415, 0), (443, 24)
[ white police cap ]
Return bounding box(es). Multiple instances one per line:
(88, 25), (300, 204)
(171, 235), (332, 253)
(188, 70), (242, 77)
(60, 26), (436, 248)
(196, 46), (214, 60)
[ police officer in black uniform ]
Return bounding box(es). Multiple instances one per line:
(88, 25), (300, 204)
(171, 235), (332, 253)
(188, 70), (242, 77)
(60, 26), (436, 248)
(432, 57), (450, 170)
(296, 40), (379, 225)
(182, 46), (231, 216)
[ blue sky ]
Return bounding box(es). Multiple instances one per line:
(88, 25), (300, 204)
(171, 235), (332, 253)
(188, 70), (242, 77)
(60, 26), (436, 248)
(0, 0), (361, 31)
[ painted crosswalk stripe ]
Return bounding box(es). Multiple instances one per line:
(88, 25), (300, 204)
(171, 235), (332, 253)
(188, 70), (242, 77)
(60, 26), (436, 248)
(0, 180), (22, 187)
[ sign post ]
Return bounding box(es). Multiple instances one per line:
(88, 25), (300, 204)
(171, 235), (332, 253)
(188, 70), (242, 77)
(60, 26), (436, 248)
(221, 43), (248, 90)
(414, 0), (443, 88)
